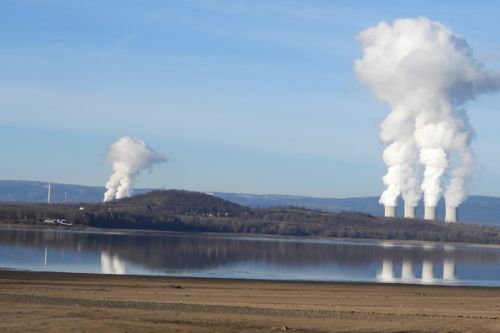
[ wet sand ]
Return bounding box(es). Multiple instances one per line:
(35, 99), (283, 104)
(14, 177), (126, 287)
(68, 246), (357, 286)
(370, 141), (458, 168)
(0, 271), (499, 332)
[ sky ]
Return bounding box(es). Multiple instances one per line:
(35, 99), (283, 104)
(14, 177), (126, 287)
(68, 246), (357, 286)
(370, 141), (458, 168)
(1, 0), (500, 198)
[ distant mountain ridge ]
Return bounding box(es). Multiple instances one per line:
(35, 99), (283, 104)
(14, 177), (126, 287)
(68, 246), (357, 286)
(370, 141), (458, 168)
(213, 192), (500, 225)
(0, 180), (151, 204)
(0, 180), (499, 225)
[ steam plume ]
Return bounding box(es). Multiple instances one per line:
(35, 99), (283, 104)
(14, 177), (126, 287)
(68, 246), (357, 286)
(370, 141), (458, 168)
(103, 136), (166, 202)
(355, 17), (500, 209)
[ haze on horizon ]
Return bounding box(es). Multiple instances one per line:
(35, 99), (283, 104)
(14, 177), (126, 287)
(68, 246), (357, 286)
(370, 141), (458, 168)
(1, 0), (500, 199)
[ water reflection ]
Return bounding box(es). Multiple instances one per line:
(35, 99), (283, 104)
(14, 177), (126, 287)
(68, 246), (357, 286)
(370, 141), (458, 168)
(443, 258), (455, 281)
(100, 251), (126, 275)
(376, 259), (395, 282)
(401, 259), (414, 280)
(44, 245), (48, 268)
(376, 256), (456, 283)
(0, 228), (499, 286)
(421, 259), (435, 283)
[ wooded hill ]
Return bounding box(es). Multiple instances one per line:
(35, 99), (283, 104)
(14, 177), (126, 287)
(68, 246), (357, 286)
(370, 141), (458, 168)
(2, 180), (500, 225)
(1, 190), (500, 245)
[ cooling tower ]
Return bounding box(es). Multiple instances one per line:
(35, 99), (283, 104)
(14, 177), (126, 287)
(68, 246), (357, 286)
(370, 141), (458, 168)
(404, 204), (416, 218)
(384, 205), (396, 218)
(424, 206), (436, 220)
(445, 206), (458, 223)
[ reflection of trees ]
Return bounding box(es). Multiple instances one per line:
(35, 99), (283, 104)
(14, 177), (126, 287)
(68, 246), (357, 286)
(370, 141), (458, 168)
(2, 229), (500, 273)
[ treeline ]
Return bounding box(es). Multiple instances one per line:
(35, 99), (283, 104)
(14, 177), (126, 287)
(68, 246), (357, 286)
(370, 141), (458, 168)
(85, 210), (500, 244)
(1, 190), (500, 245)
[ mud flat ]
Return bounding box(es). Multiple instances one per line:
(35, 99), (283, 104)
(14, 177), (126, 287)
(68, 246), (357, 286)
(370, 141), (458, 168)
(0, 270), (499, 332)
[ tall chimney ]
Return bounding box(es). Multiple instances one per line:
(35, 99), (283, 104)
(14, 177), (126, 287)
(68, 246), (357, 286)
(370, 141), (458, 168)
(424, 206), (436, 220)
(445, 206), (458, 223)
(384, 205), (396, 218)
(404, 204), (415, 218)
(47, 181), (51, 204)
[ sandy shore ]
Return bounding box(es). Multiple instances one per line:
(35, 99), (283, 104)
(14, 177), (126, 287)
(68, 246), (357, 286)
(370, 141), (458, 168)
(0, 271), (499, 332)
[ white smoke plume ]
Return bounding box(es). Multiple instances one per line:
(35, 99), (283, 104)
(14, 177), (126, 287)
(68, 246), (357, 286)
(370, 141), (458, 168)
(355, 17), (500, 209)
(103, 136), (166, 202)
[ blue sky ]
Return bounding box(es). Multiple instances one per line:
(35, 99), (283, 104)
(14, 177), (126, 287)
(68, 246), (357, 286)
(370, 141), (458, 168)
(1, 0), (500, 197)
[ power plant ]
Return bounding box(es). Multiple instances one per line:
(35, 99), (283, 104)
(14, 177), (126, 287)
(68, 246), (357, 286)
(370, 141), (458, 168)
(383, 202), (457, 223)
(384, 206), (396, 218)
(355, 18), (499, 226)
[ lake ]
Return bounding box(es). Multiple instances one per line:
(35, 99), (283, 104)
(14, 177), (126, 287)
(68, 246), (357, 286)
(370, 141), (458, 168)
(1, 227), (500, 286)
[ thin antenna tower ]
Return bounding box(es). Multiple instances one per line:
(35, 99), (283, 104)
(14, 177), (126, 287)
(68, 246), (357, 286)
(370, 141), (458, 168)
(47, 181), (51, 204)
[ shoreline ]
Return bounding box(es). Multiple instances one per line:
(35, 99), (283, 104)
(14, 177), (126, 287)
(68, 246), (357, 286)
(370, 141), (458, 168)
(0, 268), (499, 289)
(2, 223), (500, 250)
(0, 270), (499, 332)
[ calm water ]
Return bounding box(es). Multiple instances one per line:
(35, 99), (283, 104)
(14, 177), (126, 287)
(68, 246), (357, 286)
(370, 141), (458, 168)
(1, 227), (500, 286)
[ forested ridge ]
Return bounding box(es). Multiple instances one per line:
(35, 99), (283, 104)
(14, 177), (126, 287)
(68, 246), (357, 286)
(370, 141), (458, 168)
(1, 190), (500, 245)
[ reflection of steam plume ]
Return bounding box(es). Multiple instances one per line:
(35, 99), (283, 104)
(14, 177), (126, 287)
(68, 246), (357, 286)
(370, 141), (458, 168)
(100, 251), (126, 275)
(355, 17), (500, 218)
(103, 137), (166, 202)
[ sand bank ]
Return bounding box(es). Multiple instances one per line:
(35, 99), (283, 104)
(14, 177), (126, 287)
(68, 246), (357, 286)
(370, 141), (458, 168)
(0, 270), (499, 332)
